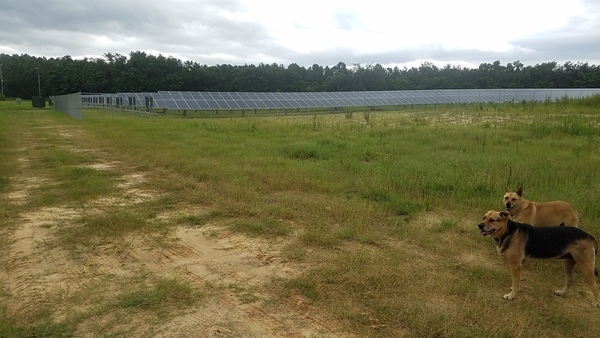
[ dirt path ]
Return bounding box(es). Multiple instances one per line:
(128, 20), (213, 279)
(0, 123), (355, 337)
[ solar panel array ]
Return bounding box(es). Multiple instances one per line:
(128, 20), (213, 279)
(82, 89), (600, 110)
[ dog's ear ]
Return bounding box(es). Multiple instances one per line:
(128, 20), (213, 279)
(504, 186), (509, 193)
(516, 186), (523, 196)
(499, 211), (510, 219)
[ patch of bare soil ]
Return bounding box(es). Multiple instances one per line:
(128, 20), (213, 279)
(0, 126), (355, 337)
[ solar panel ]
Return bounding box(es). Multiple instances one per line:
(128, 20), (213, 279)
(254, 101), (268, 109)
(83, 89), (600, 111)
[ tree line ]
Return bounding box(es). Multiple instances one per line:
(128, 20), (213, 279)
(1, 51), (599, 99)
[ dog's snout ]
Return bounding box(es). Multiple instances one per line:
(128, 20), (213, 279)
(477, 223), (484, 230)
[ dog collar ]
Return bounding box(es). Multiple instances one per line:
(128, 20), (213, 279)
(495, 233), (513, 254)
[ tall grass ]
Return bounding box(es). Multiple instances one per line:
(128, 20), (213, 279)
(2, 99), (600, 336)
(82, 102), (600, 337)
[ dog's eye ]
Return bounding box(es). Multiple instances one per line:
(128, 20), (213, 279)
(489, 219), (495, 223)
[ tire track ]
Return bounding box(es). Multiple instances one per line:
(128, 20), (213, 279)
(0, 123), (356, 337)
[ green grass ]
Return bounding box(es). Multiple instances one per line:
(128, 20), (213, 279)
(0, 305), (76, 338)
(2, 98), (600, 336)
(56, 208), (166, 253)
(27, 166), (120, 207)
(229, 218), (291, 237)
(174, 210), (230, 227)
(117, 277), (203, 313)
(228, 284), (261, 304)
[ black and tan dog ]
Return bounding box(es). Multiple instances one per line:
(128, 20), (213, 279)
(478, 210), (599, 307)
(503, 186), (579, 227)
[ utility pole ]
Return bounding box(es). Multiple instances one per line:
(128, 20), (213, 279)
(37, 67), (41, 97)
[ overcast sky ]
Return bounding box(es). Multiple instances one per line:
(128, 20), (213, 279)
(1, 0), (599, 69)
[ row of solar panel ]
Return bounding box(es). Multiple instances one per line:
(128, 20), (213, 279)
(82, 89), (600, 110)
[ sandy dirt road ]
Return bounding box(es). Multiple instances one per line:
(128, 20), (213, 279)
(0, 123), (356, 337)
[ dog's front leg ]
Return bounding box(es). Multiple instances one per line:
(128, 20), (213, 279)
(504, 263), (521, 300)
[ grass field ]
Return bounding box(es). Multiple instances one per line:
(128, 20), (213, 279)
(1, 96), (600, 337)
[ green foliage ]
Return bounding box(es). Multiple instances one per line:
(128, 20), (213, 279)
(2, 51), (600, 97)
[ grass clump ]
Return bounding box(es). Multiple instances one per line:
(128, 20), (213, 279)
(174, 210), (226, 227)
(0, 305), (76, 338)
(117, 277), (202, 313)
(229, 218), (290, 237)
(57, 208), (164, 251)
(282, 142), (324, 160)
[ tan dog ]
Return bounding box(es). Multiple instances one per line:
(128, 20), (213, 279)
(478, 210), (599, 307)
(503, 186), (579, 227)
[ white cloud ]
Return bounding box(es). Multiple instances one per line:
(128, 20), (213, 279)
(0, 0), (598, 67)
